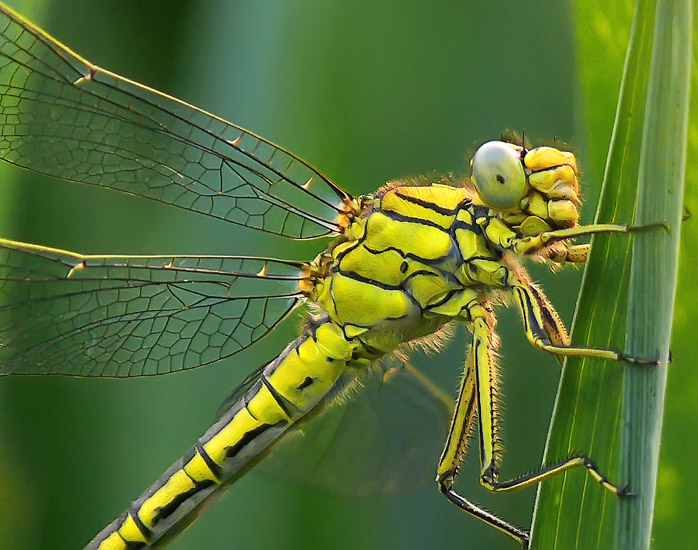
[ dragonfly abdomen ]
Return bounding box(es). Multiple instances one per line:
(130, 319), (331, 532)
(86, 321), (365, 549)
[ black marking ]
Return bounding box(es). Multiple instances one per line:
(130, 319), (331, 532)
(530, 285), (562, 338)
(182, 446), (197, 467)
(362, 244), (452, 267)
(356, 340), (382, 357)
(465, 254), (500, 264)
(126, 508), (153, 540)
(265, 336), (311, 379)
(99, 513), (145, 549)
(472, 204), (493, 219)
(440, 365), (474, 462)
(392, 190), (470, 216)
(472, 338), (487, 465)
(518, 288), (548, 341)
(426, 289), (460, 309)
(336, 203), (456, 268)
(122, 539), (148, 549)
(224, 423), (275, 458)
(337, 271), (424, 312)
(114, 530), (128, 546)
(384, 314), (409, 322)
(151, 476), (216, 523)
(332, 229), (367, 264)
(451, 219), (480, 234)
(339, 270), (402, 291)
(516, 289), (530, 334)
(496, 174), (505, 184)
(400, 261), (408, 273)
(242, 392), (258, 421)
(439, 484), (530, 543)
(341, 267), (453, 294)
(261, 376), (294, 418)
(379, 208), (451, 230)
(403, 268), (441, 281)
(297, 376), (314, 390)
(194, 442), (223, 479)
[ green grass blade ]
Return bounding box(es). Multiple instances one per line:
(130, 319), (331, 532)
(616, 0), (692, 548)
(529, 0), (667, 547)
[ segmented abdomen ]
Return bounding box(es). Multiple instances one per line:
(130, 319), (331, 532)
(87, 321), (361, 549)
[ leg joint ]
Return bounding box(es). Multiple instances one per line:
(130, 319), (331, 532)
(480, 464), (498, 491)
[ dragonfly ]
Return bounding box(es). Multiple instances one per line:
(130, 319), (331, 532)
(0, 3), (658, 549)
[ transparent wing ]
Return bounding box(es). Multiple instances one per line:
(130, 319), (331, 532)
(0, 4), (351, 239)
(0, 238), (307, 377)
(257, 361), (454, 496)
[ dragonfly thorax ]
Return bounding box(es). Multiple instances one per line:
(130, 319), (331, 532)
(308, 182), (510, 355)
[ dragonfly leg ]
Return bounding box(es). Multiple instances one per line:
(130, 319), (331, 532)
(510, 219), (666, 256)
(480, 455), (629, 496)
(541, 205), (687, 265)
(463, 305), (627, 498)
(436, 301), (529, 548)
(510, 274), (660, 366)
(438, 485), (530, 548)
(547, 243), (589, 264)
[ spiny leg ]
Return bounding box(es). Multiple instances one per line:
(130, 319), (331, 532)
(510, 220), (666, 256)
(466, 303), (626, 496)
(436, 301), (529, 548)
(437, 301), (627, 549)
(462, 311), (624, 504)
(544, 211), (685, 263)
(509, 272), (659, 365)
(481, 456), (628, 496)
(548, 243), (589, 264)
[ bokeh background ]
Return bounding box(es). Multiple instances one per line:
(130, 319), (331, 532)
(0, 1), (694, 549)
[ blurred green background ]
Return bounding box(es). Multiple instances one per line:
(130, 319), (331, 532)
(0, 1), (693, 549)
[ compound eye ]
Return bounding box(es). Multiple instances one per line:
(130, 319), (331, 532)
(471, 141), (527, 209)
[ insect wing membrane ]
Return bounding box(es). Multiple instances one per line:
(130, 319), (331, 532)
(256, 361), (453, 496)
(0, 4), (350, 239)
(0, 240), (305, 377)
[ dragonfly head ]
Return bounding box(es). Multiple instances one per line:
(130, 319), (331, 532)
(470, 140), (581, 235)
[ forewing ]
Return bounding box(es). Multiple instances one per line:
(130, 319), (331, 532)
(257, 361), (454, 496)
(0, 4), (350, 239)
(0, 238), (306, 377)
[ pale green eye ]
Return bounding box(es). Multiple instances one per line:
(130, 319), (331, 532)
(471, 141), (527, 209)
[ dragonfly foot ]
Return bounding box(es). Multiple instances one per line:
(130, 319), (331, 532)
(618, 483), (637, 498)
(627, 220), (670, 233)
(618, 351), (661, 366)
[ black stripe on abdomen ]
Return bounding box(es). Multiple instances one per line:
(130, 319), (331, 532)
(224, 423), (275, 458)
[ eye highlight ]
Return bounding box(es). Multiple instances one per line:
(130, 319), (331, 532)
(471, 141), (527, 209)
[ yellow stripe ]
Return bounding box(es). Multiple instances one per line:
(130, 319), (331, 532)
(137, 470), (196, 527)
(204, 406), (271, 464)
(183, 450), (220, 483)
(329, 273), (416, 326)
(380, 185), (468, 227)
(117, 513), (149, 544)
(266, 338), (346, 411)
(363, 212), (454, 260)
(94, 531), (128, 550)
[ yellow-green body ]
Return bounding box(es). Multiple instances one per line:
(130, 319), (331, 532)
(90, 183), (504, 549)
(88, 164), (630, 548)
(0, 4), (653, 548)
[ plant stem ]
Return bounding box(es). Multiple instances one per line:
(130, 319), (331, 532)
(615, 1), (692, 548)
